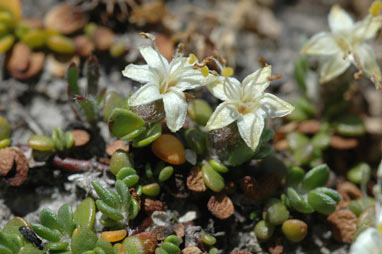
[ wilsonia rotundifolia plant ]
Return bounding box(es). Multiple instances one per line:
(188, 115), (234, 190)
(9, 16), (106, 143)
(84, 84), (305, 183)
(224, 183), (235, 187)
(350, 158), (382, 254)
(301, 3), (382, 88)
(121, 32), (294, 154)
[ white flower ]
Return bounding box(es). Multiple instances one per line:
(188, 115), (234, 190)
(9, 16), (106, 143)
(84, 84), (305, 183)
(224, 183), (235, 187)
(205, 65), (294, 151)
(350, 159), (382, 254)
(122, 33), (207, 132)
(301, 5), (382, 89)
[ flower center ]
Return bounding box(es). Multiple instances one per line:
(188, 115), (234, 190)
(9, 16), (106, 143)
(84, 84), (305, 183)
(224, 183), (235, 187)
(160, 79), (177, 94)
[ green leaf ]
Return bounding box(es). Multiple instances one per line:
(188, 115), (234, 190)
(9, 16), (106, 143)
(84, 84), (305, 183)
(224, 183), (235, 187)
(27, 135), (54, 151)
(116, 167), (136, 180)
(115, 180), (131, 211)
(73, 197), (96, 229)
(307, 189), (337, 215)
(185, 128), (206, 155)
(286, 167), (305, 187)
(286, 132), (310, 152)
(122, 236), (145, 254)
(91, 182), (121, 209)
(201, 162), (224, 192)
(95, 238), (114, 254)
(76, 96), (98, 123)
(187, 99), (213, 126)
(347, 162), (371, 184)
(66, 62), (80, 99)
(64, 131), (74, 150)
(71, 228), (98, 254)
(311, 131), (331, 150)
(286, 188), (314, 214)
(0, 245), (12, 254)
(0, 232), (22, 252)
(95, 200), (124, 221)
(293, 56), (308, 93)
(314, 187), (341, 203)
(132, 123), (162, 148)
(39, 208), (62, 232)
(301, 164), (330, 191)
(108, 108), (144, 138)
(45, 241), (69, 251)
(57, 204), (75, 236)
(334, 115), (366, 137)
(110, 151), (133, 175)
(102, 92), (125, 121)
(19, 245), (43, 254)
(30, 223), (62, 242)
(51, 128), (65, 151)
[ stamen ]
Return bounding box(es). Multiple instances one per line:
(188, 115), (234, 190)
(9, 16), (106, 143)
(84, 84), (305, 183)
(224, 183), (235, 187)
(268, 74), (283, 82)
(258, 56), (268, 68)
(188, 53), (197, 64)
(370, 1), (382, 17)
(201, 66), (209, 77)
(222, 67), (234, 77)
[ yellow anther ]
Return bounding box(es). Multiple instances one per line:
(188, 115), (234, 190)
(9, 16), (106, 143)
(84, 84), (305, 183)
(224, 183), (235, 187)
(369, 1), (382, 16)
(378, 223), (382, 233)
(188, 53), (197, 64)
(222, 67), (234, 77)
(101, 229), (127, 242)
(201, 66), (209, 77)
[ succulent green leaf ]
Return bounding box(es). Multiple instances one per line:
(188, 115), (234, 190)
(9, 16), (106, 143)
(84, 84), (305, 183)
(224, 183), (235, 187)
(158, 166), (174, 182)
(0, 245), (12, 254)
(116, 167), (137, 180)
(102, 92), (126, 121)
(164, 235), (180, 246)
(347, 162), (371, 184)
(27, 135), (54, 151)
(187, 99), (213, 126)
(301, 164), (330, 191)
(76, 96), (98, 123)
(66, 62), (80, 99)
(201, 162), (225, 192)
(286, 167), (305, 187)
(264, 199), (289, 226)
(95, 237), (114, 254)
(132, 123), (162, 148)
(311, 131), (330, 150)
(0, 116), (11, 140)
(128, 198), (139, 220)
(208, 160), (228, 173)
(286, 188), (314, 214)
(95, 200), (124, 221)
(71, 228), (98, 254)
(91, 182), (121, 209)
(161, 242), (180, 254)
(334, 115), (366, 136)
(0, 232), (22, 252)
(39, 208), (62, 232)
(286, 132), (310, 152)
(307, 189), (337, 215)
(254, 220), (275, 241)
(122, 236), (145, 254)
(73, 197), (96, 229)
(110, 151), (132, 175)
(108, 108), (144, 138)
(19, 245), (43, 254)
(141, 183), (161, 197)
(30, 223), (62, 242)
(45, 241), (69, 251)
(123, 175), (140, 188)
(85, 56), (100, 96)
(201, 234), (216, 246)
(64, 131), (74, 150)
(314, 187), (341, 203)
(57, 204), (75, 236)
(185, 128), (206, 155)
(115, 180), (131, 211)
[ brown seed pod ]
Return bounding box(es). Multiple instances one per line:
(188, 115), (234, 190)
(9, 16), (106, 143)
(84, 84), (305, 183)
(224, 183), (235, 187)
(186, 167), (207, 192)
(327, 209), (357, 243)
(207, 194), (234, 220)
(93, 26), (115, 51)
(72, 129), (91, 147)
(0, 147), (29, 186)
(44, 4), (88, 35)
(74, 35), (95, 57)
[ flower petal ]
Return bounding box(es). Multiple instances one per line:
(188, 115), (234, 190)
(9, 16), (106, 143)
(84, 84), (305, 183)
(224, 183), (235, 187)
(128, 83), (161, 107)
(207, 76), (241, 101)
(319, 54), (352, 83)
(242, 65), (272, 94)
(354, 44), (382, 89)
(260, 93), (295, 118)
(301, 32), (340, 56)
(175, 69), (208, 91)
(206, 76), (228, 101)
(237, 112), (264, 151)
(328, 5), (354, 32)
(350, 228), (382, 254)
(205, 102), (239, 131)
(139, 45), (169, 70)
(353, 15), (382, 41)
(122, 64), (156, 84)
(162, 87), (188, 132)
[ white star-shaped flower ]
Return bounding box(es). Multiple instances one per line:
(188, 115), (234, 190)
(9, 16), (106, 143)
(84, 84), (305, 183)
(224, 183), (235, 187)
(350, 159), (382, 254)
(301, 5), (382, 89)
(122, 33), (208, 132)
(205, 65), (294, 151)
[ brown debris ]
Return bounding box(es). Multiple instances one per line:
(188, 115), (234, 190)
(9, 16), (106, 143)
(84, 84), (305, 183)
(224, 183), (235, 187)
(93, 26), (115, 51)
(134, 232), (157, 253)
(156, 34), (174, 61)
(336, 181), (362, 208)
(186, 167), (207, 192)
(297, 120), (321, 134)
(0, 147), (29, 186)
(74, 35), (95, 57)
(130, 188), (141, 208)
(174, 223), (185, 240)
(144, 198), (164, 215)
(6, 43), (45, 80)
(268, 239), (283, 254)
(231, 251), (252, 254)
(182, 246), (203, 254)
(106, 140), (129, 156)
(327, 209), (357, 243)
(207, 194), (234, 220)
(44, 4), (88, 35)
(330, 136), (358, 150)
(71, 129), (91, 147)
(274, 139), (288, 151)
(47, 54), (80, 78)
(130, 0), (167, 26)
(240, 174), (279, 200)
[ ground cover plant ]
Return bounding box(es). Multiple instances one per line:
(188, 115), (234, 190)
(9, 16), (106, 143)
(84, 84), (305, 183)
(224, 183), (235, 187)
(0, 0), (382, 253)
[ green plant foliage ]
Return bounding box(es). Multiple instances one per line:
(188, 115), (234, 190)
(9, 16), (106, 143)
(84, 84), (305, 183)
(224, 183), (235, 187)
(73, 197), (96, 229)
(108, 108), (145, 138)
(347, 162), (371, 184)
(201, 161), (225, 192)
(283, 164), (341, 215)
(187, 99), (213, 126)
(110, 150), (133, 175)
(155, 235), (181, 254)
(92, 180), (139, 226)
(131, 123), (162, 148)
(27, 128), (74, 153)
